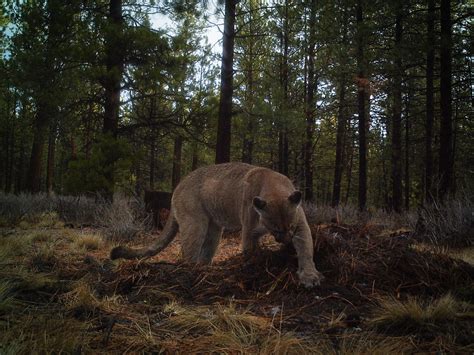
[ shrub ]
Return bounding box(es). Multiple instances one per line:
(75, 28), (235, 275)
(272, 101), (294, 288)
(99, 194), (150, 241)
(0, 192), (150, 229)
(413, 197), (474, 246)
(303, 202), (414, 229)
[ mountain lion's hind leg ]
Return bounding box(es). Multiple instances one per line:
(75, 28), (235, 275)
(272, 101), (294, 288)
(179, 216), (209, 263)
(198, 221), (222, 264)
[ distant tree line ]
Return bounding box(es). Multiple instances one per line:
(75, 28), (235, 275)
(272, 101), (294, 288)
(0, 0), (472, 210)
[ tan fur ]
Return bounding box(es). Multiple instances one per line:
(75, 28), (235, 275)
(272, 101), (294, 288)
(110, 163), (323, 287)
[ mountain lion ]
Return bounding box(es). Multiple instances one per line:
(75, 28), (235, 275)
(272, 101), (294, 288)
(111, 162), (323, 287)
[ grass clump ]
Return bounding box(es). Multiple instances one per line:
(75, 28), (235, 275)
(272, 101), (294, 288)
(30, 231), (52, 243)
(0, 235), (31, 258)
(0, 313), (88, 354)
(62, 280), (123, 317)
(156, 302), (312, 353)
(74, 233), (103, 251)
(29, 243), (58, 272)
(0, 281), (19, 314)
(370, 294), (469, 333)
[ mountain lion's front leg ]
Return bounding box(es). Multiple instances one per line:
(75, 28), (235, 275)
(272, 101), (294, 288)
(241, 206), (261, 254)
(292, 212), (324, 288)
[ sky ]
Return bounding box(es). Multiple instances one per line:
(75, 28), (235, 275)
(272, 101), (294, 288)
(149, 1), (224, 56)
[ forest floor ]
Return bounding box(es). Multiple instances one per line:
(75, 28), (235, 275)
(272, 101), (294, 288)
(1, 214), (473, 354)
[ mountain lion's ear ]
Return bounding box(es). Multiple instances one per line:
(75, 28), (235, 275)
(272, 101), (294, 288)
(253, 196), (267, 210)
(288, 191), (302, 205)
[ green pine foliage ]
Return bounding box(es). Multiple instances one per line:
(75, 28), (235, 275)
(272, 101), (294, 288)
(65, 135), (135, 195)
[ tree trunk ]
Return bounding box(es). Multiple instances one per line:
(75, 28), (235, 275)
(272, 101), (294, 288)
(15, 137), (25, 193)
(391, 8), (403, 212)
(149, 131), (156, 190)
(215, 0), (236, 164)
(405, 97), (410, 210)
(345, 135), (354, 205)
(172, 135), (183, 190)
(26, 1), (60, 193)
(242, 121), (254, 164)
(439, 0), (453, 198)
(242, 3), (255, 164)
(46, 123), (56, 195)
(425, 0), (435, 201)
(27, 104), (50, 192)
(7, 125), (14, 193)
(278, 131), (289, 175)
(356, 0), (368, 211)
(332, 78), (346, 207)
(103, 0), (123, 137)
(304, 0), (317, 201)
(191, 142), (199, 171)
(278, 0), (289, 176)
(332, 4), (349, 207)
(3, 94), (14, 192)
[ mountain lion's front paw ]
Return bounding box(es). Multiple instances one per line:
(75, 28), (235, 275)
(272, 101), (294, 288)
(297, 268), (324, 288)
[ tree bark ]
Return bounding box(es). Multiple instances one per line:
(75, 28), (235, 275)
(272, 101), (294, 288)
(46, 123), (56, 195)
(332, 4), (349, 207)
(278, 132), (289, 176)
(27, 104), (50, 192)
(356, 0), (368, 211)
(344, 137), (354, 204)
(439, 0), (453, 198)
(215, 0), (236, 164)
(304, 0), (317, 201)
(7, 126), (14, 193)
(149, 131), (156, 190)
(332, 78), (346, 207)
(26, 1), (60, 193)
(425, 0), (435, 201)
(278, 0), (289, 176)
(391, 8), (403, 212)
(172, 135), (183, 190)
(103, 0), (123, 137)
(15, 137), (25, 193)
(241, 3), (255, 164)
(191, 141), (199, 171)
(405, 97), (410, 210)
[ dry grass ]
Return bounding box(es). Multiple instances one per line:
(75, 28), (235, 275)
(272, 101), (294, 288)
(370, 294), (471, 333)
(312, 332), (416, 355)
(62, 280), (124, 317)
(99, 196), (149, 241)
(0, 197), (473, 353)
(0, 313), (88, 354)
(449, 246), (474, 265)
(30, 231), (52, 243)
(29, 242), (59, 272)
(155, 302), (313, 354)
(303, 202), (416, 230)
(413, 197), (474, 247)
(74, 232), (103, 251)
(0, 281), (18, 313)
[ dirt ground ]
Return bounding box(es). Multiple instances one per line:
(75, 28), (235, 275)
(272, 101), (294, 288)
(1, 221), (473, 353)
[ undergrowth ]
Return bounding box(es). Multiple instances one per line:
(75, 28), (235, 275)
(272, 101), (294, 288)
(369, 293), (473, 343)
(413, 197), (474, 246)
(0, 193), (472, 353)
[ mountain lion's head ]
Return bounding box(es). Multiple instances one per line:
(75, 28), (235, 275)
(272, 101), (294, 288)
(253, 190), (302, 244)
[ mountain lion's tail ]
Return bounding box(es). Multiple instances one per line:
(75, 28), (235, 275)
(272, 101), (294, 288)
(110, 210), (179, 260)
